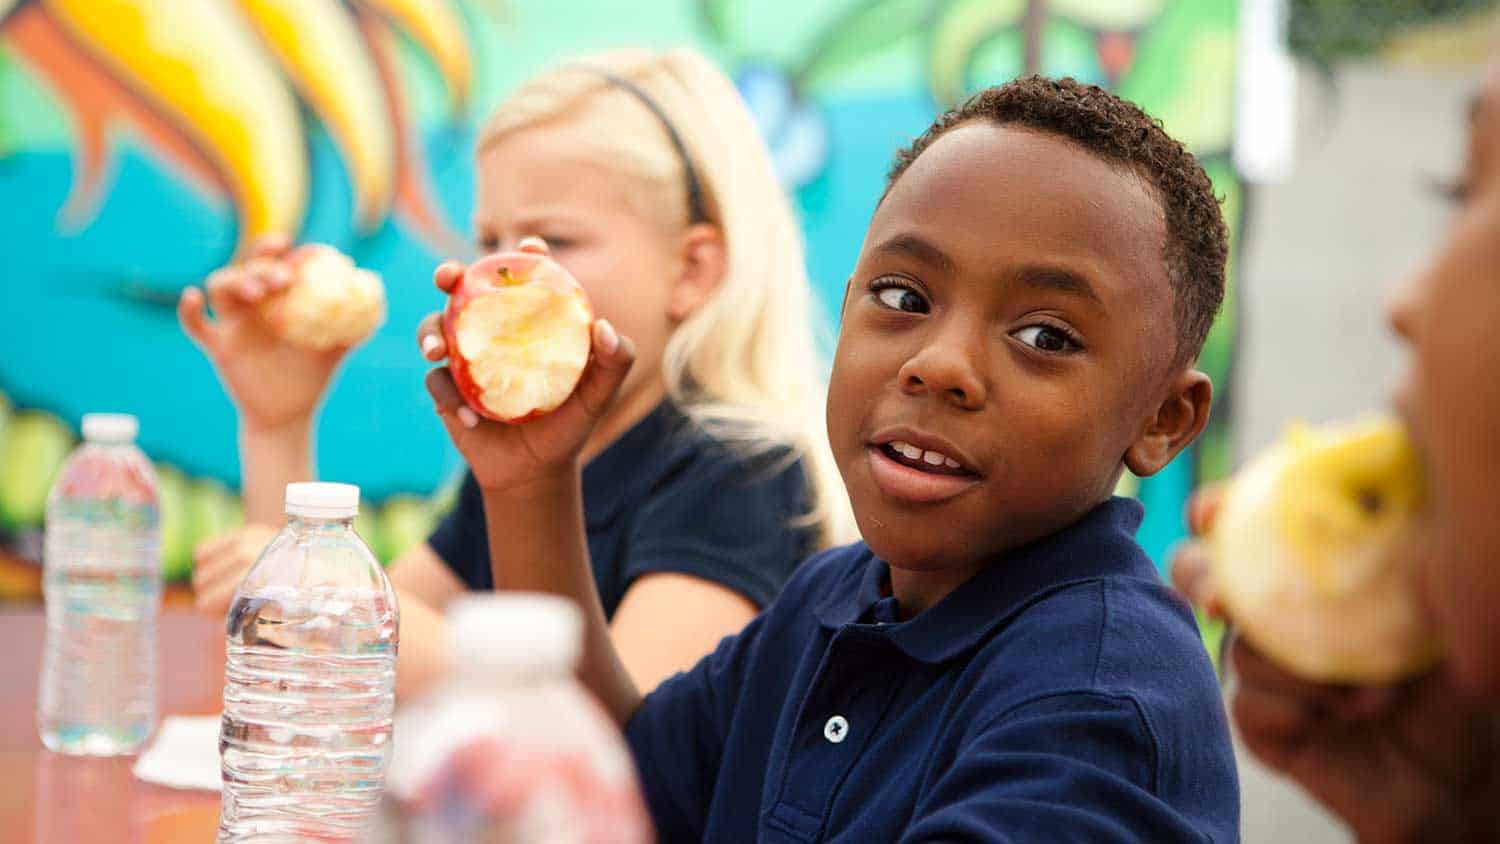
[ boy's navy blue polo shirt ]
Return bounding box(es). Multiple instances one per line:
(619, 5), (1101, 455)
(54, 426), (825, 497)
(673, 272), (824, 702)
(427, 401), (815, 616)
(626, 497), (1239, 842)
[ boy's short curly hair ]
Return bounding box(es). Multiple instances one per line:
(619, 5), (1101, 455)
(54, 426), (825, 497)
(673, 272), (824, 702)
(887, 76), (1228, 366)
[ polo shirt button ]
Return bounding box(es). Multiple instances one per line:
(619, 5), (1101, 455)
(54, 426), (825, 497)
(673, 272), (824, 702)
(824, 715), (849, 744)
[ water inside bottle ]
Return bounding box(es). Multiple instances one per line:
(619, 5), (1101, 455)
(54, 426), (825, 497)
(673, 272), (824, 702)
(219, 583), (397, 842)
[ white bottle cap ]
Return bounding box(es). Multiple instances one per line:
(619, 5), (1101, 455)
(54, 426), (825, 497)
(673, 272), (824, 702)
(81, 413), (138, 443)
(447, 594), (582, 676)
(285, 482), (359, 519)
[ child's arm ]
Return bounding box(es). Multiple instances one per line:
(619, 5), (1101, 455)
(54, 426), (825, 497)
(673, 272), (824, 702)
(418, 243), (642, 724)
(176, 235), (352, 523)
(473, 464), (642, 724)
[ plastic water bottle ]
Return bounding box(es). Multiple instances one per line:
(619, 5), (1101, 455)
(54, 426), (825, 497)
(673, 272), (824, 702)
(384, 595), (651, 844)
(37, 413), (162, 756)
(218, 482), (399, 843)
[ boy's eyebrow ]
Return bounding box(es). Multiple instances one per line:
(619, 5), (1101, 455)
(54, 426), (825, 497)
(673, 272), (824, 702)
(1014, 264), (1104, 306)
(873, 233), (957, 275)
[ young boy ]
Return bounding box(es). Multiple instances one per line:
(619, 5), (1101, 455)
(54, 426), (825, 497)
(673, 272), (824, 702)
(420, 76), (1239, 840)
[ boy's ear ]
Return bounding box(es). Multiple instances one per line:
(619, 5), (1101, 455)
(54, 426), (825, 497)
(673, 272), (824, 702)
(668, 223), (728, 321)
(1124, 369), (1213, 477)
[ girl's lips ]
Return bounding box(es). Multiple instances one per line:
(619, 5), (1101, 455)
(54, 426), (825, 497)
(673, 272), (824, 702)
(866, 445), (980, 504)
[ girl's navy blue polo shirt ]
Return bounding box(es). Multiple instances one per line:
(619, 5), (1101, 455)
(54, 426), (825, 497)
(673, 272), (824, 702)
(426, 401), (816, 616)
(625, 497), (1240, 842)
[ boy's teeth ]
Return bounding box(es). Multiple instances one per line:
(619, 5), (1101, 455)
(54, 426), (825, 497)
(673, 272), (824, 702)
(887, 440), (964, 471)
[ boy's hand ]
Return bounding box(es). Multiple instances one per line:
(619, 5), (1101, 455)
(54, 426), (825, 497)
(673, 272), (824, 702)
(177, 235), (351, 432)
(416, 238), (636, 491)
(1170, 489), (1500, 842)
(191, 523), (280, 616)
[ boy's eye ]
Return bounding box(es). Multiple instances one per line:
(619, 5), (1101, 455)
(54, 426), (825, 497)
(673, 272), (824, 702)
(874, 285), (929, 314)
(1434, 175), (1473, 206)
(1013, 324), (1077, 353)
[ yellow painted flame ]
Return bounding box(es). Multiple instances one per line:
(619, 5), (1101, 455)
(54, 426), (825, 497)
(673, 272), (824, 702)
(20, 0), (475, 251)
(360, 0), (473, 110)
(44, 0), (307, 242)
(235, 0), (395, 229)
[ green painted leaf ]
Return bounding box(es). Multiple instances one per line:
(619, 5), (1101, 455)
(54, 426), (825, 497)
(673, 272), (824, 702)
(800, 0), (935, 87)
(1115, 0), (1237, 153)
(156, 466), (192, 580)
(928, 0), (1028, 105)
(697, 0), (734, 43)
(354, 506), (387, 563)
(1048, 0), (1168, 31)
(966, 30), (1023, 89)
(0, 46), (72, 156)
(380, 494), (436, 565)
(0, 412), (73, 530)
(1039, 17), (1102, 84)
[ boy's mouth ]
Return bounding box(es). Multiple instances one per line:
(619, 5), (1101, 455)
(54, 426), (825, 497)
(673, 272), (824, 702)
(865, 430), (980, 504)
(877, 440), (971, 476)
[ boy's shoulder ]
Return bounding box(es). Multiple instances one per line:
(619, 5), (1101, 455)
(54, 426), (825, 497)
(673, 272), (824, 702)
(968, 569), (1211, 704)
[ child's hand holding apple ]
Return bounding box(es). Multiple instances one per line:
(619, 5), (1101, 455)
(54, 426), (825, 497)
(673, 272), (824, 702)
(417, 237), (635, 492)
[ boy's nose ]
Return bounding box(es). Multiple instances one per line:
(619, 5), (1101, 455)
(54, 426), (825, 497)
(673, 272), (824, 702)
(898, 340), (986, 410)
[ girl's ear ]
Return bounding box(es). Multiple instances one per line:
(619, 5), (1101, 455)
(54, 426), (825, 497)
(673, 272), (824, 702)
(1124, 369), (1213, 477)
(668, 223), (728, 321)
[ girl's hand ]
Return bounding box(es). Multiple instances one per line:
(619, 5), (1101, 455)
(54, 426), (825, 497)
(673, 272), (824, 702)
(191, 523), (280, 616)
(178, 235), (352, 432)
(417, 238), (636, 492)
(1170, 488), (1500, 842)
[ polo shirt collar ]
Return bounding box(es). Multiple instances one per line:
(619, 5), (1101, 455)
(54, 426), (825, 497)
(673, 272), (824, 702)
(582, 400), (686, 530)
(815, 497), (1152, 664)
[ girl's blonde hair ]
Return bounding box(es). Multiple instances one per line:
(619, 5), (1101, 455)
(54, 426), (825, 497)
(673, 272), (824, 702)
(477, 47), (854, 548)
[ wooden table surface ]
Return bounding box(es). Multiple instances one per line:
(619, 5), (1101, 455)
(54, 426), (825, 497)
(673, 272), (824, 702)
(0, 607), (226, 843)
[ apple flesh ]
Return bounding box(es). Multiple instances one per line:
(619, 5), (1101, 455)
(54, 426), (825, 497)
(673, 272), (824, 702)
(1210, 416), (1440, 683)
(259, 244), (386, 351)
(443, 252), (593, 423)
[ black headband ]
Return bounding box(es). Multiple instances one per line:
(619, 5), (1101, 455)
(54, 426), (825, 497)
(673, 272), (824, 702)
(574, 65), (711, 225)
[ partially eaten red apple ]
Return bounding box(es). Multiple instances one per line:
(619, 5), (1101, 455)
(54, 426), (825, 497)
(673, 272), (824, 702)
(443, 252), (594, 423)
(259, 244), (386, 351)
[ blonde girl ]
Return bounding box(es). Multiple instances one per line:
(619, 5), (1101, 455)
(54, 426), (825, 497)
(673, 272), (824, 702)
(181, 47), (850, 696)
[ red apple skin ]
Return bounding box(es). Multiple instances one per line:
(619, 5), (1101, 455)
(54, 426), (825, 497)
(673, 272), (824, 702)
(442, 251), (594, 424)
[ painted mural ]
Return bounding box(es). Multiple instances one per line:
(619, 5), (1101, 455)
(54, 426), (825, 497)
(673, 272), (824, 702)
(0, 0), (1240, 599)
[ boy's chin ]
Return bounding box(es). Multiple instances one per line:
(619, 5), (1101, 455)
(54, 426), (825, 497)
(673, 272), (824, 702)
(860, 523), (979, 573)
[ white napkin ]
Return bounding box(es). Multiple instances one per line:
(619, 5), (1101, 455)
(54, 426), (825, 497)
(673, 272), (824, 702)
(132, 715), (223, 792)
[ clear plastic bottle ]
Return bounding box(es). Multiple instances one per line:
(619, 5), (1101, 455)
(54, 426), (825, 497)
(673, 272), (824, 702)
(385, 594), (652, 844)
(217, 482), (399, 843)
(37, 413), (162, 756)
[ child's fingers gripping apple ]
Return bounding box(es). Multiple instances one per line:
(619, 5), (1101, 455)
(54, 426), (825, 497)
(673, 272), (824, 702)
(417, 312), (448, 362)
(1169, 541), (1224, 619)
(421, 248), (637, 486)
